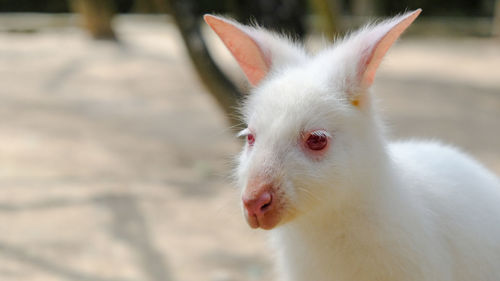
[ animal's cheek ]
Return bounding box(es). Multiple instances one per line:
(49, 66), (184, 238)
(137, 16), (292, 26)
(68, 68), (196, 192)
(285, 163), (334, 210)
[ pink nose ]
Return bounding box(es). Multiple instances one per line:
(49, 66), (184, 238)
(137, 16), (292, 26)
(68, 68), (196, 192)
(243, 190), (273, 217)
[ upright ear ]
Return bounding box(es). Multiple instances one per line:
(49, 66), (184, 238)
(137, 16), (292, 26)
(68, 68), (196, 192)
(357, 9), (421, 89)
(336, 9), (421, 102)
(204, 15), (306, 86)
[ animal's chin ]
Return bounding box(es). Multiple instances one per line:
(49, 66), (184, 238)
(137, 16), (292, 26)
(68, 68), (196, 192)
(244, 209), (282, 230)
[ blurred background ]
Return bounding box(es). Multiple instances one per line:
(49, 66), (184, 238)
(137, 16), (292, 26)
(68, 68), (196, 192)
(0, 0), (498, 281)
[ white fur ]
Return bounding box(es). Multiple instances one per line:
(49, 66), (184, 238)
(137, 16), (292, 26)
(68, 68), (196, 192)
(231, 12), (500, 281)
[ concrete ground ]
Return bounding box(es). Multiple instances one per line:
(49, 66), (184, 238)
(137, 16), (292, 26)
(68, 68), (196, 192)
(0, 15), (498, 281)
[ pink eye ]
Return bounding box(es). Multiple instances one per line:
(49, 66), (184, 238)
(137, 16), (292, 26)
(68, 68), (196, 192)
(247, 134), (255, 146)
(305, 131), (328, 151)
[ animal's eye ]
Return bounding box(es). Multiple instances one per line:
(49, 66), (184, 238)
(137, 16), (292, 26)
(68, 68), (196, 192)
(305, 131), (329, 151)
(247, 134), (255, 146)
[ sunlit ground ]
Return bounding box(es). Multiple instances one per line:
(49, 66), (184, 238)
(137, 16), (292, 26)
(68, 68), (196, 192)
(0, 14), (498, 281)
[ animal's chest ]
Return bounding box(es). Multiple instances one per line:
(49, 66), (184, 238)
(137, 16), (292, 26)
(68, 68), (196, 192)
(274, 230), (419, 281)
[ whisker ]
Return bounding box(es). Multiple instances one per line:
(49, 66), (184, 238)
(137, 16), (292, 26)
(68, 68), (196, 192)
(296, 186), (322, 203)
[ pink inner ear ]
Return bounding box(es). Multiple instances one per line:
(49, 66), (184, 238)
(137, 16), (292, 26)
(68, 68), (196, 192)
(360, 9), (421, 88)
(204, 15), (270, 86)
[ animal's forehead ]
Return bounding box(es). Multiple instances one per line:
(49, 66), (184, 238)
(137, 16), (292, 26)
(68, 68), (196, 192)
(244, 68), (348, 134)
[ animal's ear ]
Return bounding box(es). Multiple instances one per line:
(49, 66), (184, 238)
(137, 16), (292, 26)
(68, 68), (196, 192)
(340, 9), (421, 98)
(204, 14), (306, 86)
(358, 9), (421, 89)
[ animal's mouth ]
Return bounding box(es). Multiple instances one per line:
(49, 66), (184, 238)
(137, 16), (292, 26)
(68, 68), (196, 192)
(243, 199), (282, 230)
(245, 212), (281, 230)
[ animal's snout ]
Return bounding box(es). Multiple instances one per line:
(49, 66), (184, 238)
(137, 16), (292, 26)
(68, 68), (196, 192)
(243, 188), (273, 217)
(242, 181), (282, 230)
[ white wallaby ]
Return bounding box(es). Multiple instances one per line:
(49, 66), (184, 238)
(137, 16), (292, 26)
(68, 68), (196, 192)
(205, 10), (500, 281)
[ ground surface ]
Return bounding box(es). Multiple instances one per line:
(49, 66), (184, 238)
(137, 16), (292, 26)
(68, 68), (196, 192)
(0, 15), (498, 281)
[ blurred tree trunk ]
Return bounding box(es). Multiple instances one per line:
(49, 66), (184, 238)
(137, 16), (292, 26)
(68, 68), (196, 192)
(165, 0), (244, 130)
(231, 0), (307, 39)
(70, 0), (116, 40)
(493, 0), (500, 37)
(133, 0), (168, 13)
(310, 0), (341, 40)
(352, 0), (376, 16)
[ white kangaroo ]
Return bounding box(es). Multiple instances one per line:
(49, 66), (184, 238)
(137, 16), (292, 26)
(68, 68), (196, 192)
(205, 9), (500, 281)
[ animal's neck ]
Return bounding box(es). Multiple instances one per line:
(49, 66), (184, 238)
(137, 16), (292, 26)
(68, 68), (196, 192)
(344, 120), (395, 206)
